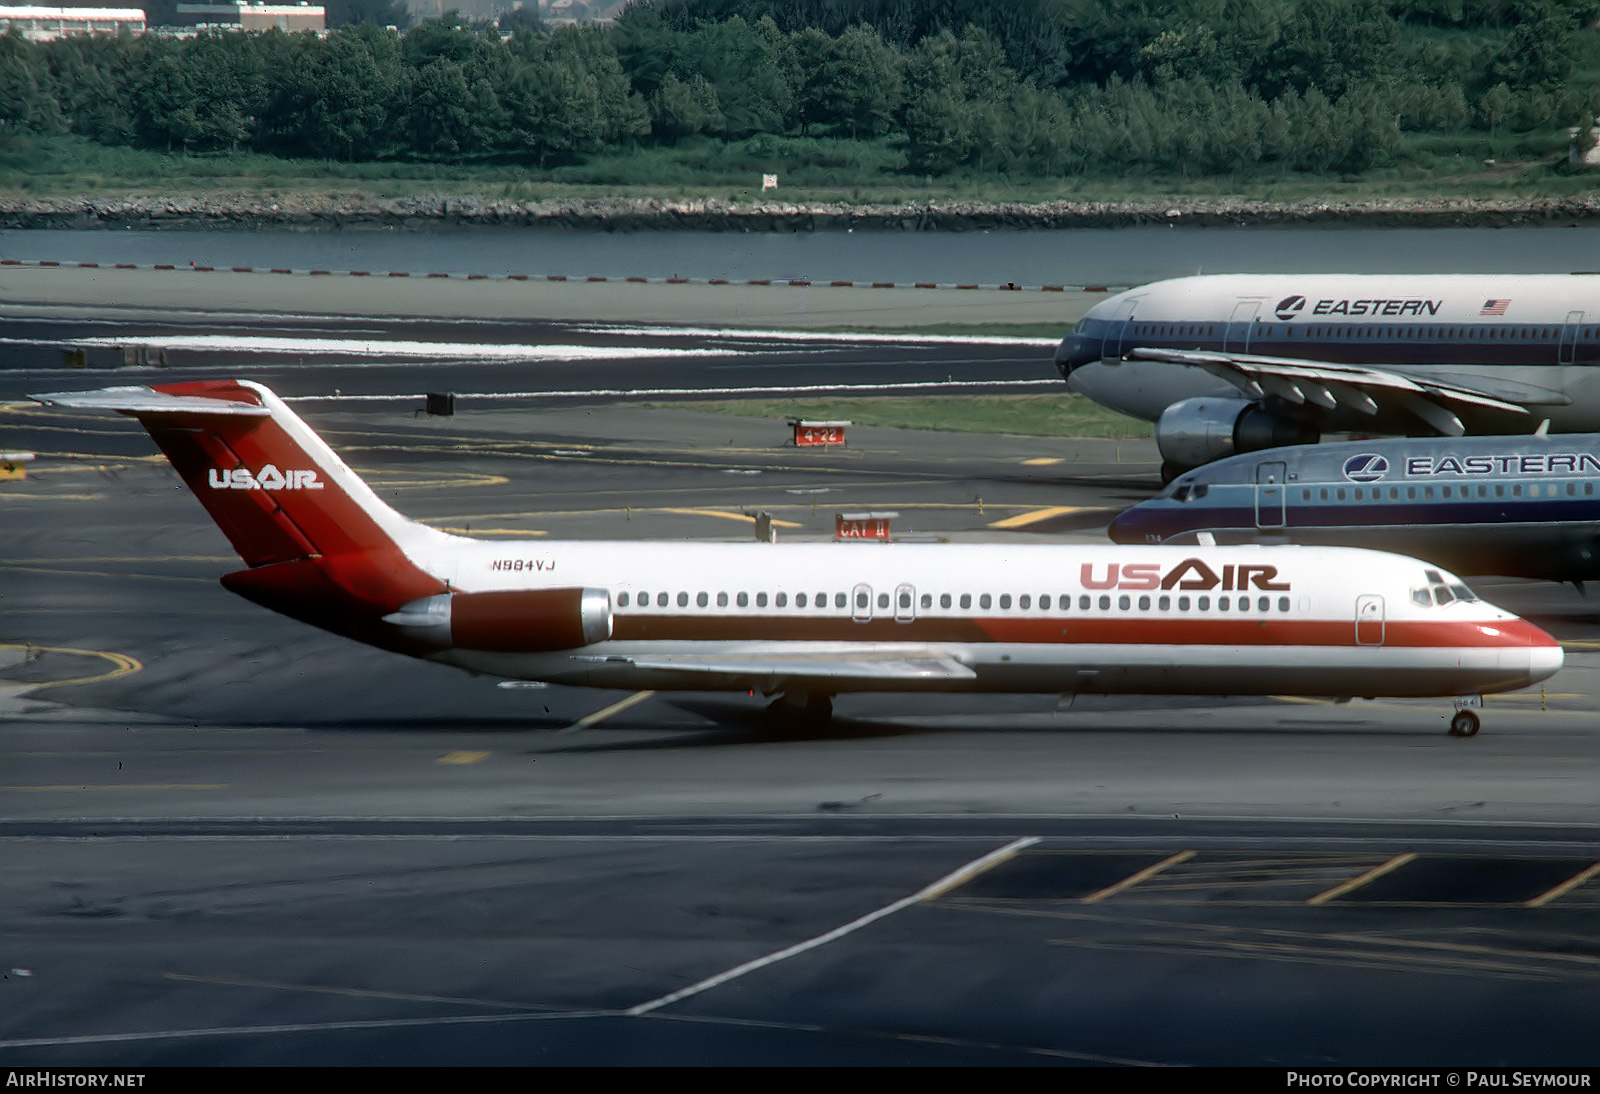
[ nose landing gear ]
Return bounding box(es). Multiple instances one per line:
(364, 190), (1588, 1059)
(1449, 697), (1482, 737)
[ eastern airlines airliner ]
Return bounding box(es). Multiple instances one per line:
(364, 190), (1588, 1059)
(1054, 273), (1600, 478)
(1112, 431), (1600, 584)
(29, 379), (1565, 736)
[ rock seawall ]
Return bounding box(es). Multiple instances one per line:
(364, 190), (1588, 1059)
(5, 193), (1600, 231)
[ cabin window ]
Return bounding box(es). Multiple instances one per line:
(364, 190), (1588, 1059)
(877, 592), (889, 609)
(1319, 488), (1329, 501)
(1138, 595), (1151, 610)
(1512, 484), (1522, 497)
(940, 593), (952, 608)
(694, 591), (707, 607)
(999, 594), (1012, 609)
(795, 593), (807, 608)
(1567, 483), (1577, 497)
(677, 592), (689, 607)
(1178, 596), (1190, 610)
(1407, 487), (1417, 500)
(979, 594), (992, 609)
(1238, 597), (1250, 612)
(856, 591), (869, 610)
(900, 591), (913, 610)
(1278, 596), (1290, 612)
(960, 594), (973, 609)
(920, 593), (931, 609)
(1158, 595), (1170, 610)
(835, 593), (847, 608)
(1098, 595), (1111, 610)
(657, 593), (669, 607)
(1020, 594), (1032, 610)
(1441, 486), (1451, 499)
(775, 592), (787, 608)
(1423, 486), (1433, 500)
(1079, 595), (1091, 610)
(714, 592), (726, 607)
(618, 592), (630, 607)
(1038, 594), (1050, 610)
(1353, 487), (1363, 501)
(1218, 596), (1229, 610)
(738, 592), (750, 608)
(1588, 484), (1596, 497)
(1300, 488), (1311, 501)
(1198, 596), (1210, 610)
(1118, 595), (1131, 610)
(1258, 596), (1270, 612)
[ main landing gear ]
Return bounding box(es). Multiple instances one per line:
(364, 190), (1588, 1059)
(766, 691), (834, 726)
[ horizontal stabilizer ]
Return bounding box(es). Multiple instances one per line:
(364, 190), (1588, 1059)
(28, 386), (270, 417)
(579, 653), (977, 682)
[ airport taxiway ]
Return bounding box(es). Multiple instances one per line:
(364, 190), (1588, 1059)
(3, 397), (1599, 1065)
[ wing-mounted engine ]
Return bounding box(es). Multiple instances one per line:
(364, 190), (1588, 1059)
(384, 587), (613, 652)
(1156, 396), (1319, 478)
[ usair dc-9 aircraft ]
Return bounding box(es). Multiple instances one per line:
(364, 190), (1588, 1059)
(1111, 431), (1600, 585)
(1054, 273), (1600, 479)
(29, 379), (1565, 737)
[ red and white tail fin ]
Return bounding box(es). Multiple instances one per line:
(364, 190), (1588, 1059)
(30, 380), (452, 617)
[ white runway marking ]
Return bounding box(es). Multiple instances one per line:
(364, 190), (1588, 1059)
(41, 334), (740, 362)
(287, 378), (1063, 403)
(576, 323), (1058, 346)
(624, 835), (1040, 1016)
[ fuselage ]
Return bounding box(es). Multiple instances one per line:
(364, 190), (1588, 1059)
(410, 538), (1558, 699)
(1057, 273), (1600, 430)
(1110, 433), (1600, 581)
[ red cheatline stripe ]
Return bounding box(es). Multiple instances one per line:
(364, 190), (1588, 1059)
(957, 283), (979, 289)
(508, 274), (527, 281)
(39, 260), (59, 266)
(310, 270), (330, 276)
(626, 276), (647, 282)
(232, 266), (253, 273)
(788, 279), (810, 286)
(1042, 285), (1065, 292)
(154, 264), (174, 270)
(0, 259), (18, 265)
(914, 282), (937, 288)
(831, 280), (854, 287)
(388, 271), (409, 277)
(270, 268), (291, 274)
(116, 263), (137, 269)
(194, 265), (213, 271)
(77, 262), (99, 268)
(667, 277), (689, 284)
(467, 274), (487, 280)
(427, 272), (449, 278)
(1084, 285), (1108, 292)
(546, 275), (567, 281)
(349, 270), (369, 277)
(586, 276), (607, 282)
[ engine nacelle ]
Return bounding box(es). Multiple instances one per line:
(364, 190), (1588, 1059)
(384, 587), (612, 652)
(1156, 397), (1319, 472)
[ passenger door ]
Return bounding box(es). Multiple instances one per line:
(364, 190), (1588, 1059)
(852, 582), (873, 624)
(1355, 595), (1385, 645)
(1225, 300), (1260, 354)
(1255, 461), (1287, 530)
(1560, 310), (1585, 364)
(894, 583), (916, 623)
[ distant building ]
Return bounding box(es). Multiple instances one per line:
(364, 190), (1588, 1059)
(0, 5), (145, 39)
(173, 1), (323, 31)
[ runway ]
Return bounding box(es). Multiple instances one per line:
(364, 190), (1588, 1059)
(2, 274), (1599, 1066)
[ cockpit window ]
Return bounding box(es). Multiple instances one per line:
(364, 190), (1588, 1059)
(1449, 583), (1476, 602)
(1171, 485), (1191, 501)
(1411, 588), (1432, 607)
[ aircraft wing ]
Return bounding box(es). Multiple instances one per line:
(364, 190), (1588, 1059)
(577, 652), (976, 683)
(1126, 347), (1550, 436)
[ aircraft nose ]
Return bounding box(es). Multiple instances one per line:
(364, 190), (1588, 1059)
(1528, 636), (1565, 683)
(1054, 333), (1100, 379)
(1108, 506), (1151, 544)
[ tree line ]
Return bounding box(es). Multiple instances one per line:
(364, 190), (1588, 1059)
(1, 0), (1597, 178)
